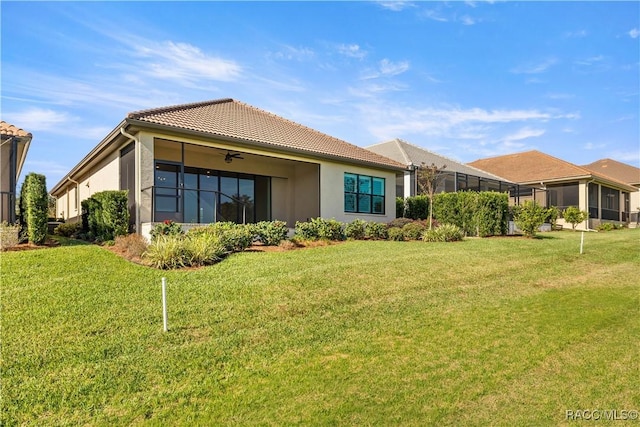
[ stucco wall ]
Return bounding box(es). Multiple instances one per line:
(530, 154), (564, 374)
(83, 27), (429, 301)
(319, 160), (398, 223)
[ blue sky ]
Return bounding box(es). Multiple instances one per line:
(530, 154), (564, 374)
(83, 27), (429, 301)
(2, 1), (639, 190)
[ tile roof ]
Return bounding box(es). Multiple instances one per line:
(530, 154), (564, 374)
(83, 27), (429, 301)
(582, 158), (640, 186)
(468, 150), (636, 190)
(127, 98), (405, 170)
(367, 139), (512, 182)
(0, 121), (32, 138)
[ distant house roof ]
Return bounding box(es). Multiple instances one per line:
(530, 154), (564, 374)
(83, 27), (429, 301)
(0, 121), (32, 139)
(127, 98), (405, 170)
(582, 158), (640, 186)
(367, 138), (511, 181)
(468, 150), (636, 191)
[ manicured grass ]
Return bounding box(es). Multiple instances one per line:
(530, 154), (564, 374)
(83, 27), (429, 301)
(2, 230), (638, 425)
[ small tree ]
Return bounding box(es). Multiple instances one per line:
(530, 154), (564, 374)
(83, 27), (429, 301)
(417, 162), (447, 229)
(563, 206), (588, 231)
(513, 201), (546, 238)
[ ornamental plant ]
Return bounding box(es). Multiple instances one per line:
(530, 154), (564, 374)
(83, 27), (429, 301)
(150, 220), (184, 241)
(513, 201), (547, 238)
(563, 206), (589, 231)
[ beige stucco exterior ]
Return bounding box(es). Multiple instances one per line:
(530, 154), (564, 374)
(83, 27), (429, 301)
(52, 126), (401, 232)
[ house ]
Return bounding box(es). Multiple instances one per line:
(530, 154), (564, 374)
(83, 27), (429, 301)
(1, 121), (32, 223)
(582, 158), (640, 225)
(366, 138), (529, 203)
(468, 150), (637, 230)
(50, 99), (406, 236)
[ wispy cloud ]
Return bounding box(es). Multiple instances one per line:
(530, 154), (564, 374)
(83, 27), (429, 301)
(421, 9), (449, 22)
(133, 41), (242, 83)
(629, 28), (640, 39)
(503, 127), (545, 142)
(4, 108), (71, 132)
(363, 59), (410, 80)
(376, 1), (416, 12)
(511, 58), (558, 74)
(270, 45), (315, 61)
(564, 30), (588, 38)
(337, 44), (367, 59)
(574, 55), (605, 66)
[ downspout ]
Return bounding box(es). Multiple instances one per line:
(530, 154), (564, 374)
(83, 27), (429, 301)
(120, 127), (141, 233)
(67, 176), (80, 220)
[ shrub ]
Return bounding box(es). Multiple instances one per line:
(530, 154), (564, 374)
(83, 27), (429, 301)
(545, 206), (560, 227)
(563, 206), (589, 231)
(404, 196), (429, 220)
(513, 201), (547, 238)
(402, 221), (426, 240)
(190, 222), (253, 253)
(345, 219), (367, 240)
(113, 233), (148, 260)
(22, 173), (48, 245)
(253, 220), (289, 246)
(396, 197), (405, 218)
(81, 190), (129, 241)
(54, 222), (81, 238)
(387, 227), (405, 241)
(150, 220), (184, 241)
(183, 233), (226, 266)
(596, 222), (615, 232)
(0, 222), (20, 250)
(143, 235), (186, 269)
(294, 218), (344, 241)
(364, 221), (388, 240)
(423, 223), (464, 242)
(387, 217), (414, 229)
(474, 192), (509, 237)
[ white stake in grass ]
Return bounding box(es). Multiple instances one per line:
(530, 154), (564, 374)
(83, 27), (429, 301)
(580, 231), (584, 255)
(162, 277), (168, 332)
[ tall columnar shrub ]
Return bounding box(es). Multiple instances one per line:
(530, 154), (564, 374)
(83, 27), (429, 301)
(396, 197), (405, 219)
(82, 190), (130, 241)
(22, 173), (48, 244)
(475, 192), (509, 237)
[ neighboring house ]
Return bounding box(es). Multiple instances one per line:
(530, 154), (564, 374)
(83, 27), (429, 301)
(366, 139), (530, 203)
(582, 158), (640, 226)
(469, 150), (636, 230)
(0, 121), (32, 223)
(50, 99), (405, 236)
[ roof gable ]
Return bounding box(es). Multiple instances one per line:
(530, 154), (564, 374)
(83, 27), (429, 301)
(583, 158), (640, 185)
(367, 139), (511, 181)
(128, 99), (405, 169)
(468, 150), (591, 183)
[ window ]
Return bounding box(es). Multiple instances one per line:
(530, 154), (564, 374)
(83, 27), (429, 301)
(344, 173), (385, 214)
(547, 183), (579, 212)
(601, 186), (619, 221)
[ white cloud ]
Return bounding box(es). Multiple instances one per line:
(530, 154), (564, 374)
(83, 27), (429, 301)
(4, 108), (71, 132)
(565, 30), (588, 38)
(511, 58), (558, 74)
(271, 45), (315, 61)
(133, 41), (242, 83)
(379, 59), (410, 76)
(376, 1), (416, 12)
(574, 55), (604, 66)
(503, 127), (545, 142)
(337, 44), (367, 59)
(421, 9), (449, 22)
(545, 93), (575, 100)
(629, 28), (640, 39)
(584, 142), (606, 150)
(460, 15), (476, 26)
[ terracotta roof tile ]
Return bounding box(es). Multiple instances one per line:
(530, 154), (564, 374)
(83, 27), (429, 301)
(583, 158), (640, 185)
(128, 99), (405, 169)
(0, 121), (32, 138)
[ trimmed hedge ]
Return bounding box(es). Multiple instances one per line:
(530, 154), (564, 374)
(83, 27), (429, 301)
(430, 191), (509, 237)
(21, 173), (48, 244)
(81, 190), (130, 241)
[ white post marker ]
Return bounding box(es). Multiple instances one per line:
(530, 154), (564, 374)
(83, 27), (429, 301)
(162, 277), (168, 332)
(580, 231), (584, 255)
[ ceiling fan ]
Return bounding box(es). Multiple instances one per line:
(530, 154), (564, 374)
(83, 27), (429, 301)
(224, 151), (244, 163)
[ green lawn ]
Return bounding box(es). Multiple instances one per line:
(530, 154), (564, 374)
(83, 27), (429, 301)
(2, 230), (639, 426)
